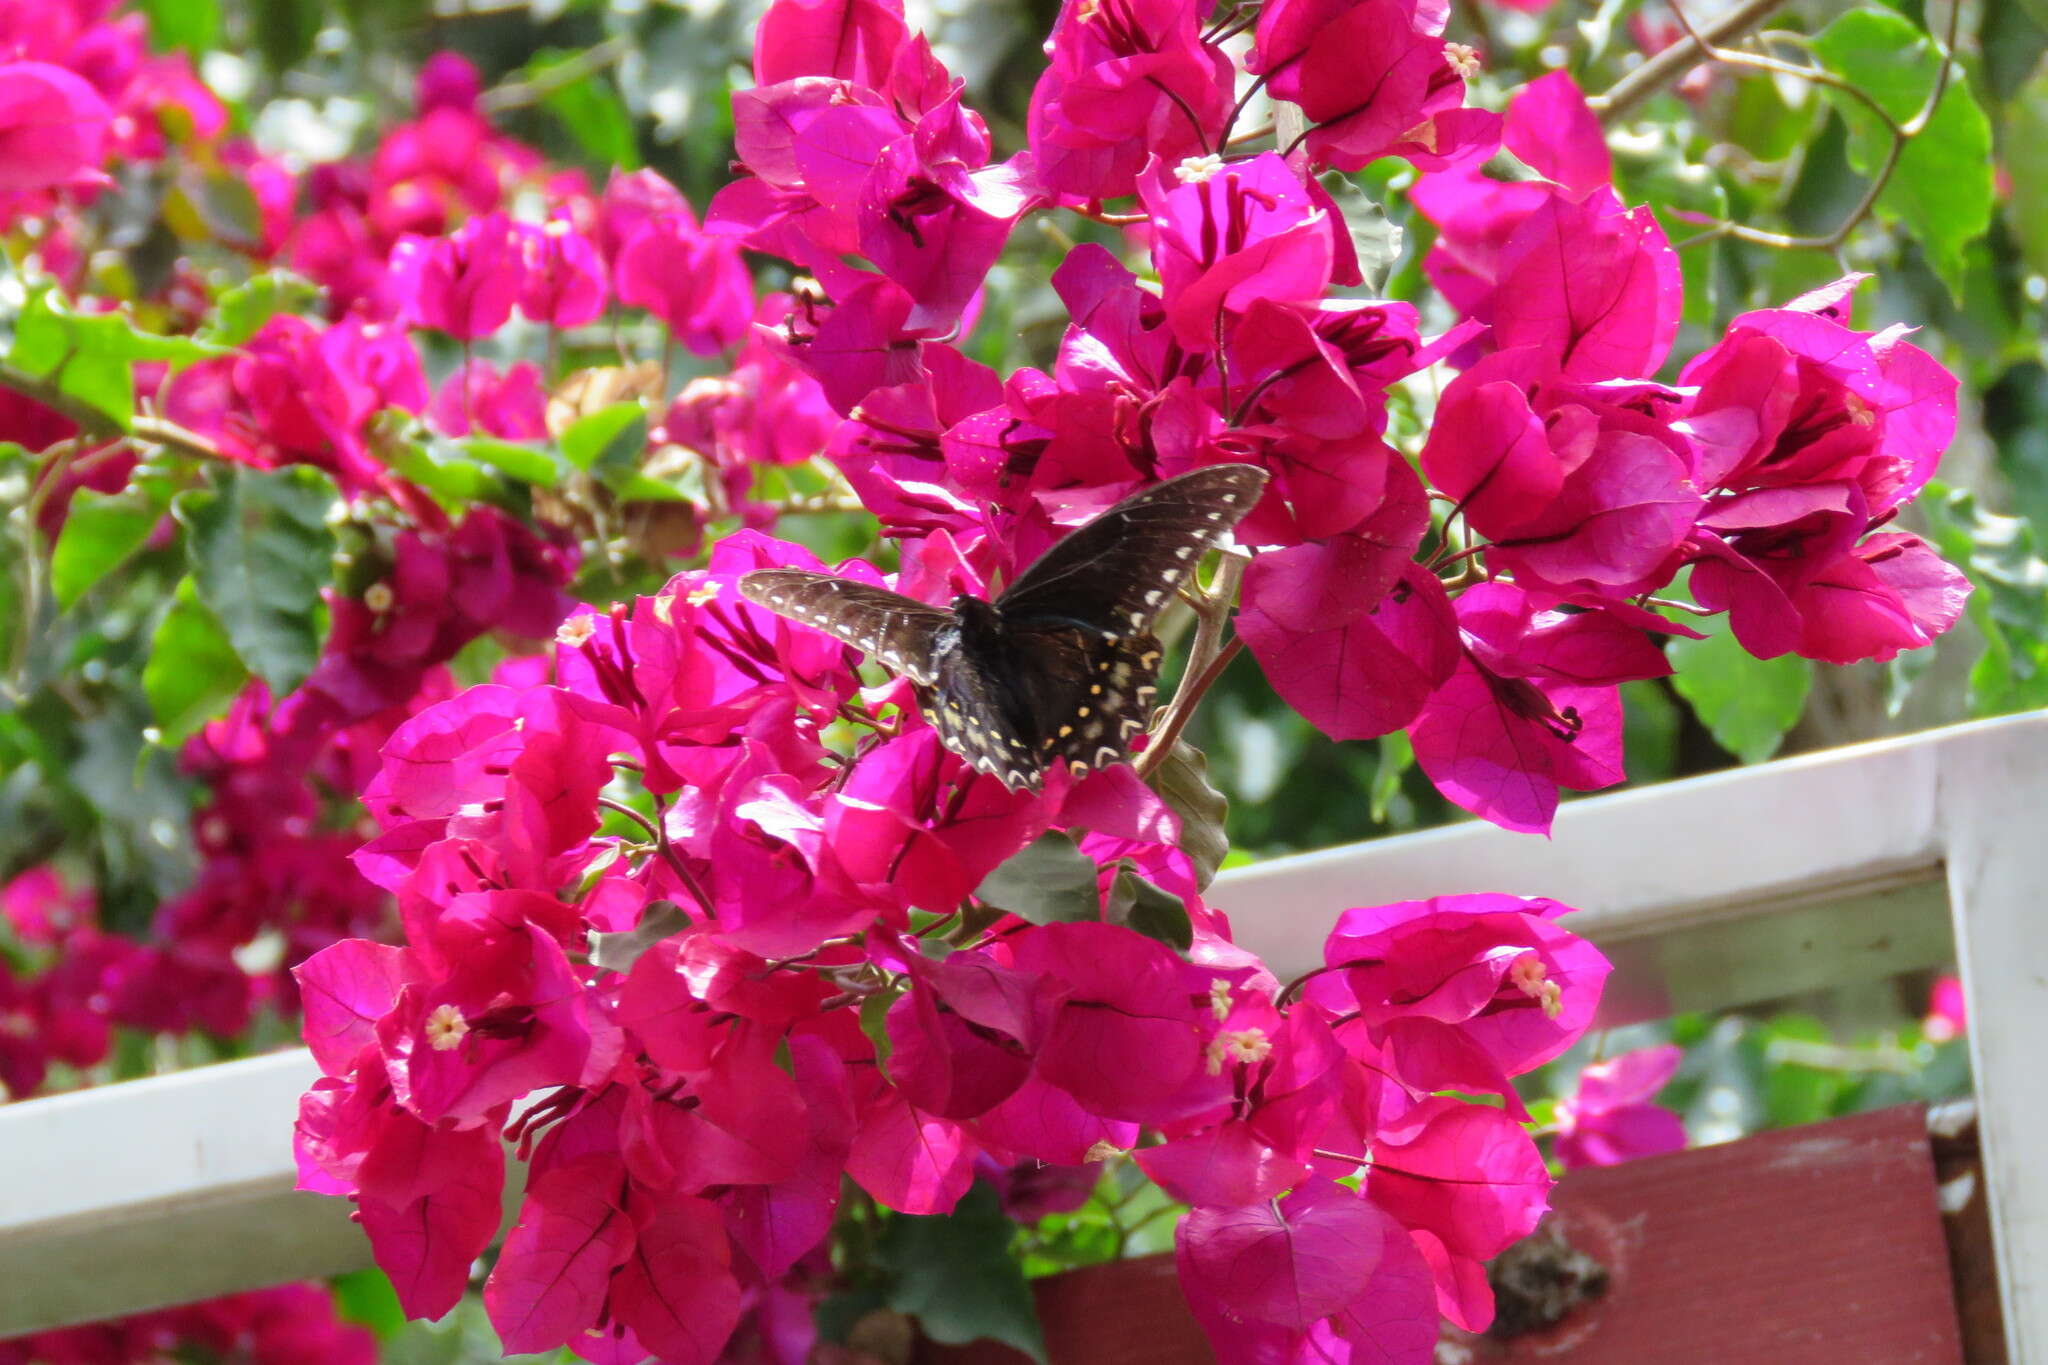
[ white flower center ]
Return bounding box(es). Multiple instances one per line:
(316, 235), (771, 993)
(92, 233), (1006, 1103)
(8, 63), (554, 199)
(424, 1004), (470, 1051)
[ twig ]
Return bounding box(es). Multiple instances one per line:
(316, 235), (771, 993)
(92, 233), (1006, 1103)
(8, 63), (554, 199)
(479, 37), (630, 114)
(597, 796), (661, 841)
(1134, 551), (1249, 781)
(1668, 0), (1962, 252)
(1589, 0), (1790, 123)
(646, 788), (717, 919)
(0, 361), (224, 462)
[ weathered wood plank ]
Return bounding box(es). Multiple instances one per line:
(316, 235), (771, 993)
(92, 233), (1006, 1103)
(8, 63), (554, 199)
(921, 1106), (1970, 1365)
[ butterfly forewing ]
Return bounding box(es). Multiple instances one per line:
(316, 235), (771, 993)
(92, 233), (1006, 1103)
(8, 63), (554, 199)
(736, 570), (951, 687)
(998, 463), (1270, 640)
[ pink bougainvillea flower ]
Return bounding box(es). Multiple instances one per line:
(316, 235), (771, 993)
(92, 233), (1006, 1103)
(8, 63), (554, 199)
(1312, 893), (1610, 1105)
(614, 198), (754, 356)
(1010, 922), (1224, 1125)
(1144, 153), (1333, 350)
(1502, 70), (1610, 195)
(857, 94), (1035, 333)
(1925, 975), (1967, 1042)
(1239, 563), (1458, 742)
(294, 1058), (505, 1318)
(1, 864), (96, 947)
(417, 51), (484, 114)
(0, 62), (112, 193)
(517, 217), (609, 328)
(427, 358), (549, 440)
(1249, 0), (1499, 174)
(387, 212), (526, 340)
(1554, 1043), (1687, 1169)
(1680, 276), (1957, 511)
(1421, 348), (1702, 603)
(1368, 1096), (1550, 1330)
(1688, 488), (1969, 665)
(753, 0), (909, 88)
(1486, 187), (1682, 383)
(1026, 0), (1233, 204)
(1176, 1177), (1439, 1362)
(1409, 584), (1671, 833)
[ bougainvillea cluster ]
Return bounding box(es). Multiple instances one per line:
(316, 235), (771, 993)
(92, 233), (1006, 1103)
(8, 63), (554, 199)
(2, 0), (1973, 1359)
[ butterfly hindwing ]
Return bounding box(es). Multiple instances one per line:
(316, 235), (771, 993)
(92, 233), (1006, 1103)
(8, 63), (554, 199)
(920, 636), (1046, 790)
(1005, 623), (1163, 777)
(736, 569), (951, 686)
(998, 463), (1269, 640)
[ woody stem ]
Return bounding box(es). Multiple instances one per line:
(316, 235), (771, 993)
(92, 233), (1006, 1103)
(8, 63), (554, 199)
(1136, 553), (1248, 780)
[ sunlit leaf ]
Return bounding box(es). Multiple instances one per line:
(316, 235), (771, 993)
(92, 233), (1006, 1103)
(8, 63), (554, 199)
(1810, 9), (1993, 300)
(174, 466), (337, 695)
(144, 576), (248, 748)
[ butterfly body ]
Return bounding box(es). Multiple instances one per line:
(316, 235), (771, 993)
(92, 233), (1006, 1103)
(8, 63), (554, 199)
(740, 464), (1267, 789)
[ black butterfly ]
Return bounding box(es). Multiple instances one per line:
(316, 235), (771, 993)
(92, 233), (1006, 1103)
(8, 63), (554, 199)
(739, 463), (1269, 790)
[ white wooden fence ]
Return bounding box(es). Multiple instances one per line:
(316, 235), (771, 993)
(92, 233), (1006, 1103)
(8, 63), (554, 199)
(4, 715), (2044, 1355)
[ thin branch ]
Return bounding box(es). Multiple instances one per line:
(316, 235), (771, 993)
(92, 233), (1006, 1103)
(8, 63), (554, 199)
(1667, 0), (1962, 253)
(479, 37), (630, 114)
(597, 796), (661, 842)
(646, 788), (717, 920)
(0, 361), (223, 462)
(1589, 0), (1790, 124)
(1136, 637), (1243, 780)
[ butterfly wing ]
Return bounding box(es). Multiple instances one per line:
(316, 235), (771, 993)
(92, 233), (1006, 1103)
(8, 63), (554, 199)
(1002, 622), (1163, 777)
(997, 463), (1269, 638)
(737, 570), (952, 687)
(920, 633), (1047, 790)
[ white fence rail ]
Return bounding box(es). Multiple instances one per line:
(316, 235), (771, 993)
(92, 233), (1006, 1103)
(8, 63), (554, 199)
(4, 715), (2044, 1355)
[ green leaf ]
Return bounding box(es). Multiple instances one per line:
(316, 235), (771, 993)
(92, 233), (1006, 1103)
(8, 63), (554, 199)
(541, 67), (641, 171)
(174, 466), (338, 696)
(1810, 9), (1994, 300)
(142, 0), (222, 51)
(51, 485), (164, 608)
(329, 1268), (407, 1341)
(1983, 0), (2048, 102)
(144, 577), (248, 748)
(860, 990), (897, 1071)
(253, 0), (324, 73)
(1106, 868), (1192, 952)
(879, 1183), (1047, 1364)
(1667, 611), (1810, 765)
(1918, 482), (2048, 715)
(1725, 68), (1816, 162)
(560, 401), (648, 485)
(587, 900), (691, 974)
(974, 832), (1102, 925)
(1144, 741), (1228, 890)
(1317, 174), (1402, 295)
(384, 440), (497, 505)
(2005, 73), (2048, 279)
(7, 288), (225, 429)
(200, 272), (324, 348)
(165, 162), (265, 247)
(461, 437), (566, 486)
(1370, 730), (1412, 822)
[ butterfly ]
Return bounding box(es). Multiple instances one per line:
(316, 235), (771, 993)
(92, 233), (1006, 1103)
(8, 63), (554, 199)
(739, 463), (1269, 790)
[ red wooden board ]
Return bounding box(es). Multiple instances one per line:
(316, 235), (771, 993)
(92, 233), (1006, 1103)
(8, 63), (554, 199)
(919, 1104), (1969, 1365)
